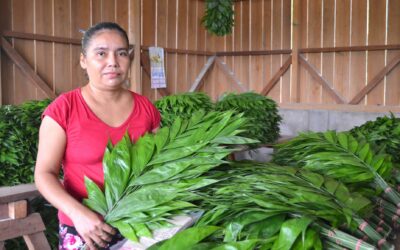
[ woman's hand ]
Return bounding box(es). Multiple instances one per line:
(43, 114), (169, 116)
(71, 206), (116, 249)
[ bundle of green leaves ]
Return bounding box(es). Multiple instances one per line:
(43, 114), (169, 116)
(84, 110), (258, 242)
(150, 162), (382, 250)
(350, 113), (400, 164)
(201, 0), (234, 36)
(0, 99), (51, 186)
(215, 92), (281, 144)
(154, 92), (214, 127)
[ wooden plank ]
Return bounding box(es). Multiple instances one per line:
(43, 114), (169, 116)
(299, 44), (400, 53)
(91, 0), (102, 24)
(2, 31), (81, 45)
(12, 0), (36, 104)
(249, 0), (263, 92)
(71, 0), (90, 90)
(23, 232), (51, 250)
(154, 0), (168, 99)
(0, 183), (39, 204)
(269, 0), (282, 101)
(177, 0), (188, 94)
(8, 200), (28, 219)
(54, 0), (72, 94)
(333, 0), (350, 102)
(35, 0), (54, 100)
(196, 1), (207, 95)
(214, 28), (228, 98)
(186, 0), (198, 94)
(116, 0), (129, 32)
(102, 0), (116, 22)
(0, 213), (45, 241)
(0, 204), (8, 219)
(307, 0), (322, 103)
(261, 56), (292, 96)
(216, 49), (291, 56)
(321, 0), (335, 104)
(366, 1), (386, 105)
(279, 103), (400, 113)
(385, 0), (400, 106)
(1, 38), (56, 99)
(0, 241), (4, 250)
(142, 0), (156, 100)
(290, 0), (304, 103)
(225, 2), (234, 94)
(234, 1), (243, 96)
(240, 1), (250, 93)
(166, 0), (177, 95)
(263, 0), (272, 99)
(216, 57), (248, 92)
(281, 0), (291, 103)
(298, 0), (308, 103)
(299, 54), (345, 104)
(0, 0), (12, 104)
(189, 56), (216, 92)
(349, 54), (400, 104)
(129, 0), (141, 93)
(349, 0), (367, 105)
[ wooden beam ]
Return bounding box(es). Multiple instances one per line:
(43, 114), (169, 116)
(3, 30), (81, 45)
(299, 44), (400, 53)
(23, 232), (51, 250)
(349, 53), (400, 104)
(298, 54), (346, 104)
(189, 56), (216, 92)
(1, 37), (56, 99)
(261, 56), (292, 96)
(129, 0), (142, 93)
(0, 183), (39, 204)
(141, 46), (214, 56)
(0, 213), (45, 241)
(216, 49), (292, 57)
(8, 200), (27, 219)
(215, 57), (248, 92)
(291, 0), (301, 103)
(279, 103), (400, 113)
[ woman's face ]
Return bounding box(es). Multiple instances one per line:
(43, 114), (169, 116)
(80, 30), (130, 90)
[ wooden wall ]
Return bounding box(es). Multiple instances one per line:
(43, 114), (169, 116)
(1, 0), (399, 111)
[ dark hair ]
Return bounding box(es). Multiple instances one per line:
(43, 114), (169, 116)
(81, 22), (129, 55)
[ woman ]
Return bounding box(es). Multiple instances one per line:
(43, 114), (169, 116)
(35, 22), (160, 250)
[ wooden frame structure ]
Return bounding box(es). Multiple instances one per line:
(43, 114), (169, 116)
(0, 184), (50, 250)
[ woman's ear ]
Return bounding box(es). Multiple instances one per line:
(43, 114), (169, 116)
(80, 53), (87, 69)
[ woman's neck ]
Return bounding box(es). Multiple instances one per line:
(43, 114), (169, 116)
(83, 84), (125, 104)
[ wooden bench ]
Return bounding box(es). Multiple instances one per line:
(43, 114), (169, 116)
(0, 183), (50, 250)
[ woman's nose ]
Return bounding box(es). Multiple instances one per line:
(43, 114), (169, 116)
(107, 53), (118, 67)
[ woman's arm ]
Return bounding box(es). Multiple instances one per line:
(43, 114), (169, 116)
(34, 116), (115, 249)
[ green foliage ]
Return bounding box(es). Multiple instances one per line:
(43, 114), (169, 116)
(84, 110), (258, 242)
(0, 99), (59, 249)
(0, 99), (51, 186)
(350, 113), (400, 163)
(202, 0), (234, 36)
(215, 92), (281, 144)
(154, 92), (214, 127)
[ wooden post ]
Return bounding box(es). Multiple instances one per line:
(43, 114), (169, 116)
(290, 0), (301, 103)
(129, 0), (142, 94)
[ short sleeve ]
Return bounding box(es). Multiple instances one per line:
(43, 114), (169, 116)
(151, 103), (161, 130)
(42, 95), (70, 131)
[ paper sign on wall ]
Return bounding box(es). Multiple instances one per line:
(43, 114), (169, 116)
(149, 47), (167, 89)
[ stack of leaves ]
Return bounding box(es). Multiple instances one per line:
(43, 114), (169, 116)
(150, 162), (384, 250)
(273, 131), (400, 234)
(201, 0), (234, 36)
(350, 113), (400, 164)
(0, 99), (51, 186)
(84, 110), (258, 242)
(154, 92), (214, 127)
(215, 92), (281, 144)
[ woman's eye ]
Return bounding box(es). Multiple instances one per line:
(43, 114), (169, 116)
(119, 51), (128, 56)
(97, 51), (106, 57)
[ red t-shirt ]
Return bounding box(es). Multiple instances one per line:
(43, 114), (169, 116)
(42, 88), (161, 226)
